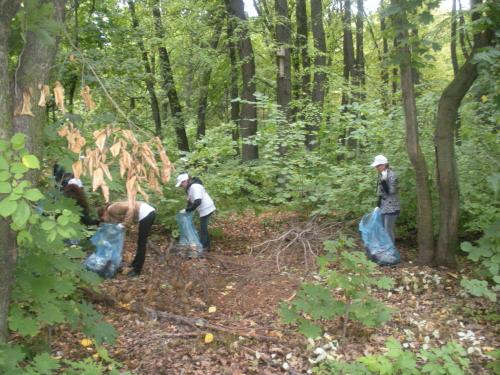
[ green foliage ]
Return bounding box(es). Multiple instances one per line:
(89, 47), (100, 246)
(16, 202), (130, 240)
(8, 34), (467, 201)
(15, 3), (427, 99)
(278, 237), (396, 339)
(312, 338), (472, 375)
(0, 342), (129, 375)
(9, 0), (62, 51)
(460, 219), (500, 301)
(1, 135), (120, 373)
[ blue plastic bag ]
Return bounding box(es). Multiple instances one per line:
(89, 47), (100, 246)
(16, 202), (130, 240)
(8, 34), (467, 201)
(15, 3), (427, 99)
(359, 210), (401, 266)
(176, 212), (203, 257)
(84, 223), (125, 278)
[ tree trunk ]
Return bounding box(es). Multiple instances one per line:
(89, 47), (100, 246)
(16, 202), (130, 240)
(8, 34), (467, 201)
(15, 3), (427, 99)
(434, 29), (493, 268)
(275, 0), (291, 186)
(196, 25), (222, 140)
(128, 0), (162, 138)
(296, 0), (311, 101)
(227, 20), (240, 156)
(151, 0), (189, 150)
(397, 18), (436, 266)
(450, 0), (459, 76)
(226, 0), (259, 162)
(308, 0), (327, 151)
(0, 0), (22, 344)
(1, 0), (65, 342)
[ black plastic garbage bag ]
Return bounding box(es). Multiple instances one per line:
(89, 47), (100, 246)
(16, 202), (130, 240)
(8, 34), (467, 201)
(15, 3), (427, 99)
(84, 223), (125, 278)
(359, 210), (401, 266)
(176, 212), (203, 257)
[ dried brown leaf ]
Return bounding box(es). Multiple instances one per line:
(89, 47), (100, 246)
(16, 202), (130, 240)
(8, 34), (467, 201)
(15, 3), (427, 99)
(100, 162), (113, 181)
(80, 85), (96, 110)
(95, 133), (107, 151)
(101, 181), (110, 203)
(37, 84), (50, 107)
(14, 91), (35, 117)
(72, 159), (83, 181)
(57, 125), (69, 137)
(110, 142), (121, 158)
(92, 167), (104, 192)
(53, 81), (66, 113)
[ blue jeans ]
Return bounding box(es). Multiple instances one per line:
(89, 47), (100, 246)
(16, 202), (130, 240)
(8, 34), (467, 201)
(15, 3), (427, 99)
(381, 213), (398, 244)
(200, 212), (212, 250)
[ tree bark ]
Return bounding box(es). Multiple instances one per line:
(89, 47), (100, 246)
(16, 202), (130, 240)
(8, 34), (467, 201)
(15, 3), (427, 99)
(128, 0), (162, 138)
(434, 29), (493, 268)
(1, 0), (65, 342)
(275, 0), (291, 187)
(308, 0), (327, 151)
(397, 18), (436, 266)
(450, 0), (459, 76)
(296, 0), (311, 101)
(227, 20), (241, 156)
(226, 0), (259, 162)
(0, 0), (22, 344)
(196, 24), (222, 140)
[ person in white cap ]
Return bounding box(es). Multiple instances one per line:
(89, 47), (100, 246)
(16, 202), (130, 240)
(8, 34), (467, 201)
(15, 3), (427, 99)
(175, 173), (216, 252)
(370, 155), (400, 244)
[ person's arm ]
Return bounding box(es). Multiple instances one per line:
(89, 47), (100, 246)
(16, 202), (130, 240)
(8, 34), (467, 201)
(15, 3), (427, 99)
(81, 209), (100, 226)
(186, 199), (202, 212)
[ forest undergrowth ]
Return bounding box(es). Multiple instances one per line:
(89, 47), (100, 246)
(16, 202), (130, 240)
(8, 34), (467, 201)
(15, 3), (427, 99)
(43, 211), (500, 374)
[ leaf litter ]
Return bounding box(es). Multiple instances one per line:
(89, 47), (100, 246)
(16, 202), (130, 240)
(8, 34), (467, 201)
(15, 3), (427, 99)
(51, 212), (499, 374)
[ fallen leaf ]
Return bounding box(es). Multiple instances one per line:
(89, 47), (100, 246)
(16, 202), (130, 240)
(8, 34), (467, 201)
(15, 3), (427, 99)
(204, 333), (214, 343)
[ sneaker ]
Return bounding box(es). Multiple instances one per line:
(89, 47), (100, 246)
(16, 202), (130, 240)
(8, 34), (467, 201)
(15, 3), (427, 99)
(127, 270), (141, 277)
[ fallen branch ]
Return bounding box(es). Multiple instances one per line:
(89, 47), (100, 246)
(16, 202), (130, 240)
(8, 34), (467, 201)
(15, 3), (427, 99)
(142, 307), (278, 343)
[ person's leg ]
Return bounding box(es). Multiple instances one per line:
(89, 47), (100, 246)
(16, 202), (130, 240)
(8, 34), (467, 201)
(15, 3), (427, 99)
(131, 211), (156, 274)
(381, 214), (398, 244)
(199, 213), (212, 250)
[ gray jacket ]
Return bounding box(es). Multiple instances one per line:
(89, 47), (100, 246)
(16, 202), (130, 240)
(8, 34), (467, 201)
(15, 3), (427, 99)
(377, 168), (401, 214)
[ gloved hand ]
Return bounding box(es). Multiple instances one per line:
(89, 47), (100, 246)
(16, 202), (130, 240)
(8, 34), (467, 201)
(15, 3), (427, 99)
(374, 207), (380, 212)
(117, 223), (125, 229)
(380, 170), (388, 181)
(179, 209), (186, 214)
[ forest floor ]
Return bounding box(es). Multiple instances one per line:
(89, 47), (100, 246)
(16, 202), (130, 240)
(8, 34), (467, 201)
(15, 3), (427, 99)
(53, 211), (499, 374)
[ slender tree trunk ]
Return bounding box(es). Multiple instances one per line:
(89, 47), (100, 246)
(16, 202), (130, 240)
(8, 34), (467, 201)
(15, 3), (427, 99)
(380, 13), (391, 109)
(308, 0), (327, 151)
(196, 25), (222, 140)
(227, 20), (240, 156)
(296, 0), (311, 101)
(397, 18), (436, 266)
(151, 0), (189, 150)
(226, 0), (259, 162)
(450, 0), (459, 76)
(434, 29), (493, 268)
(355, 0), (365, 87)
(128, 0), (162, 137)
(276, 0), (292, 174)
(342, 0), (355, 107)
(67, 0), (80, 112)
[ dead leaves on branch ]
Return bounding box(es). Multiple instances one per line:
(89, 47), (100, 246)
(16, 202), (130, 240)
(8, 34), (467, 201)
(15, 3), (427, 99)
(15, 79), (95, 119)
(59, 122), (175, 203)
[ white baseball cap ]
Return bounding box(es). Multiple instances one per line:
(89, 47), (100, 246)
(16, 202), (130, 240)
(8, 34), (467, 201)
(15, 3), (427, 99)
(370, 155), (388, 167)
(175, 173), (189, 187)
(67, 178), (83, 188)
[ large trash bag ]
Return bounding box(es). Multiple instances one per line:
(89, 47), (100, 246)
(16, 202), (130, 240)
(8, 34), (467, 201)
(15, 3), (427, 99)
(176, 212), (203, 257)
(359, 210), (401, 266)
(84, 223), (125, 278)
